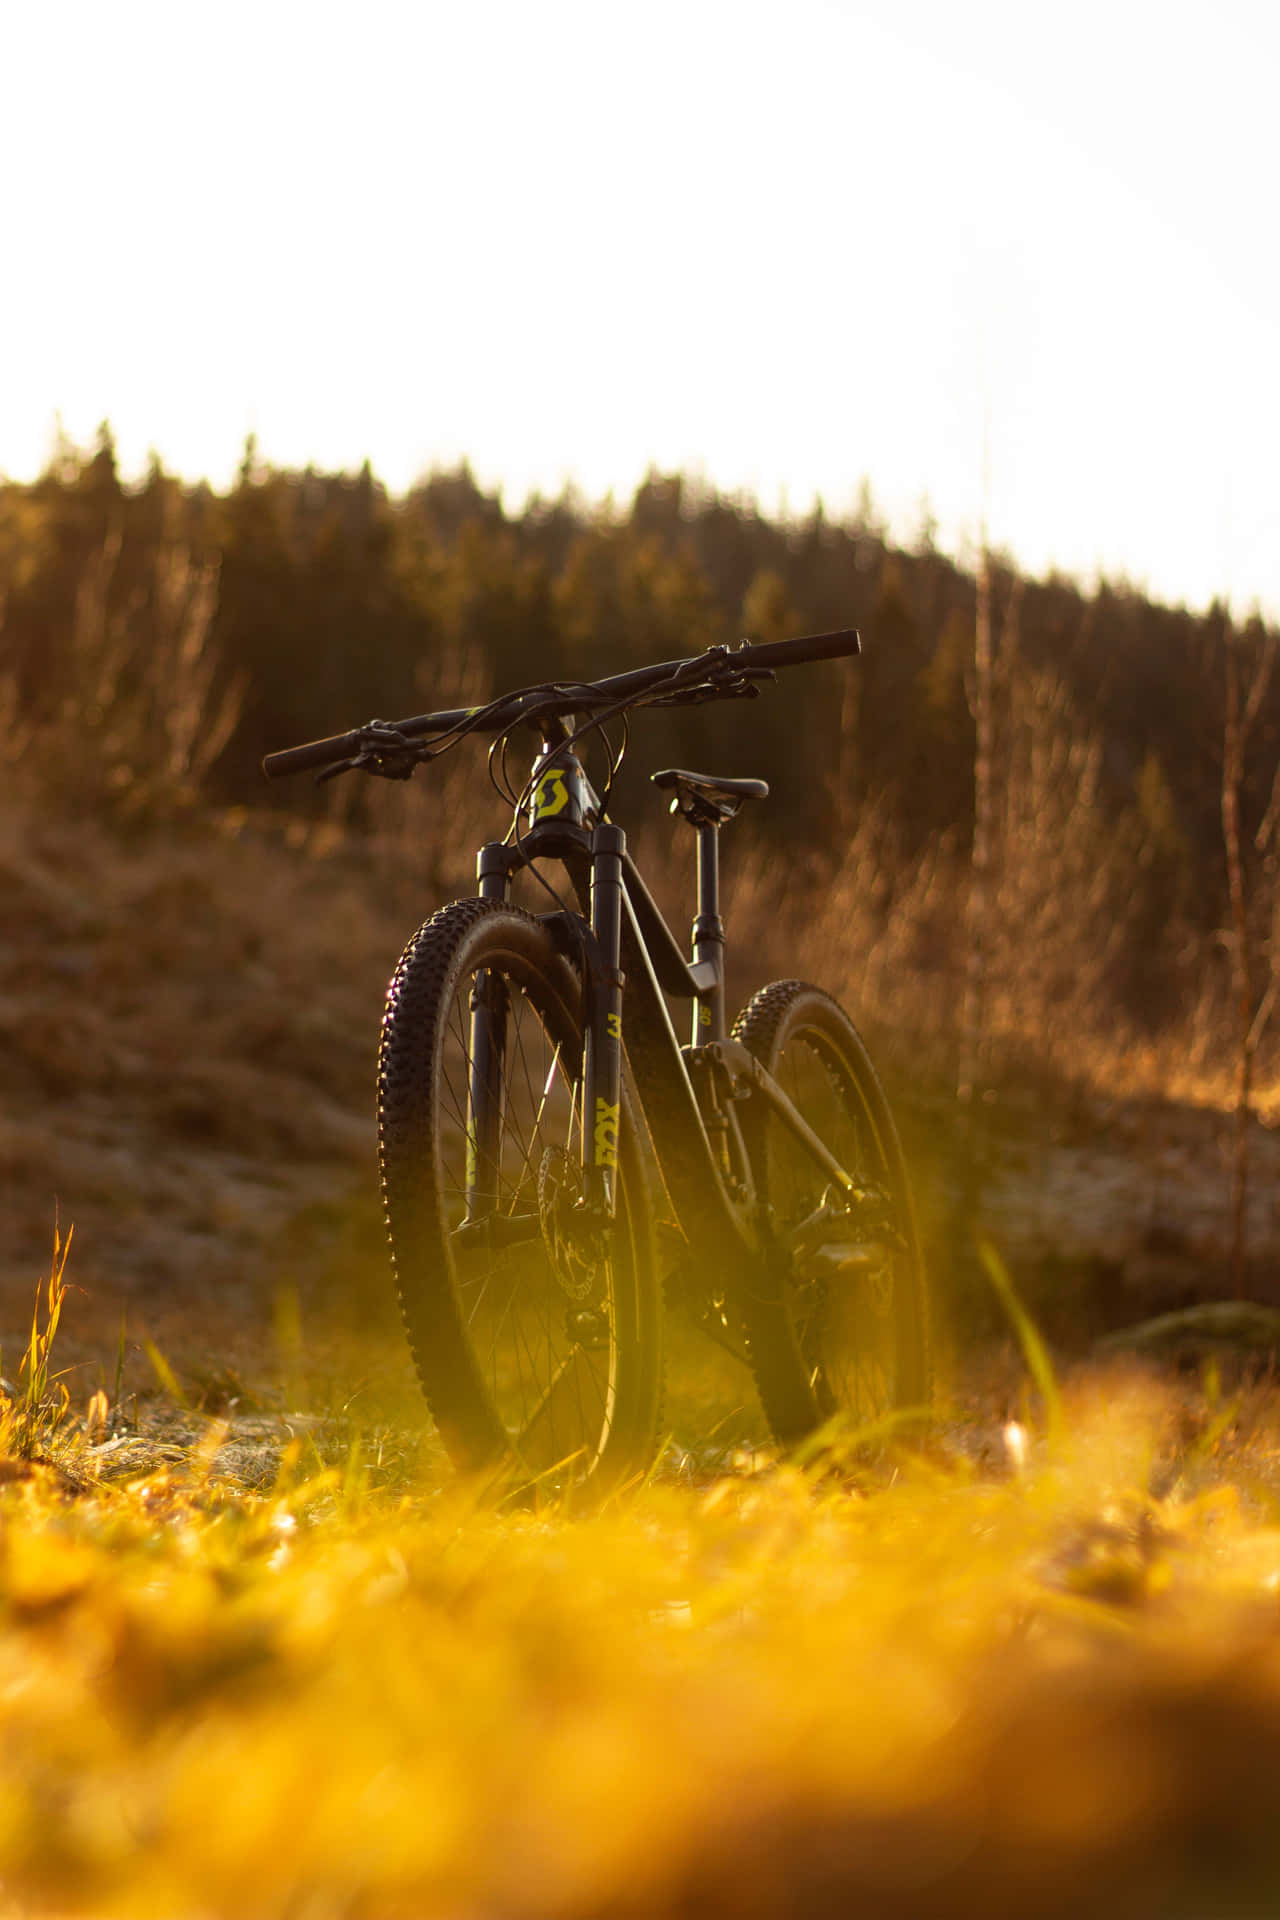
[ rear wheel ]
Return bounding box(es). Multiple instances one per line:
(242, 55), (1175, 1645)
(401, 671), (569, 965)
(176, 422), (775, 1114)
(731, 981), (929, 1447)
(378, 899), (662, 1495)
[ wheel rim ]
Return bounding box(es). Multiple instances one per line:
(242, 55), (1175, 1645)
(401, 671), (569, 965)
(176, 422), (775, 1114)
(765, 1025), (908, 1426)
(434, 957), (626, 1478)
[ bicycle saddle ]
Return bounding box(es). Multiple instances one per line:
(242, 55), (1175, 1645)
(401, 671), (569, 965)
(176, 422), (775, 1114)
(650, 767), (769, 825)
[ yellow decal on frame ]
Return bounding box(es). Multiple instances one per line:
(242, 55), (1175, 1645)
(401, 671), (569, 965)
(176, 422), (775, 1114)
(532, 769), (569, 819)
(594, 1098), (619, 1168)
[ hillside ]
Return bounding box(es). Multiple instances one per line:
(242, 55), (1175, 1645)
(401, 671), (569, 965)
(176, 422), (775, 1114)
(5, 787), (1279, 1447)
(0, 806), (388, 1393)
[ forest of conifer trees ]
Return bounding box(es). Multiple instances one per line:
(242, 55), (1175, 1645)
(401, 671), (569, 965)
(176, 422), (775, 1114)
(4, 423), (1278, 1089)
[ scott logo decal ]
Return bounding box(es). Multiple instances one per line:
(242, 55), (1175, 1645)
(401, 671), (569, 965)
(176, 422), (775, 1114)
(532, 769), (569, 819)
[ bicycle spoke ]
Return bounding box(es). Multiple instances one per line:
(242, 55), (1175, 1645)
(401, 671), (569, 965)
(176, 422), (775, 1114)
(518, 1342), (610, 1473)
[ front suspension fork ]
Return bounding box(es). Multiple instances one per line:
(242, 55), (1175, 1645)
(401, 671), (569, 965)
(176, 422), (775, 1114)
(464, 843), (514, 1224)
(465, 965), (508, 1223)
(582, 823), (625, 1221)
(465, 826), (625, 1227)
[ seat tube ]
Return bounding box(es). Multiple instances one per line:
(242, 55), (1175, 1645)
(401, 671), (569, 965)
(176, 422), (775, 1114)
(691, 821), (726, 1046)
(585, 822), (625, 1218)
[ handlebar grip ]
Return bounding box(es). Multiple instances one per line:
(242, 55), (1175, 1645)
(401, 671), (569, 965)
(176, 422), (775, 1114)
(736, 627), (861, 671)
(262, 729), (362, 779)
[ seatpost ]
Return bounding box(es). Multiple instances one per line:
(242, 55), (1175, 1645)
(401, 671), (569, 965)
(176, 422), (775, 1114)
(691, 821), (726, 1046)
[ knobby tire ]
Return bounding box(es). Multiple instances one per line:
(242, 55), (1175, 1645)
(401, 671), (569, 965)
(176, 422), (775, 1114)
(378, 899), (662, 1497)
(731, 980), (930, 1447)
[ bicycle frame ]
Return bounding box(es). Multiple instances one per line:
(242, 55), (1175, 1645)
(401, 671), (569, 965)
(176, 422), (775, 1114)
(262, 625), (930, 1467)
(465, 727), (863, 1318)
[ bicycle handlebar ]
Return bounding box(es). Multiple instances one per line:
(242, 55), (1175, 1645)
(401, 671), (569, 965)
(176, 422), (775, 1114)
(731, 628), (862, 672)
(261, 627), (861, 780)
(261, 707), (478, 780)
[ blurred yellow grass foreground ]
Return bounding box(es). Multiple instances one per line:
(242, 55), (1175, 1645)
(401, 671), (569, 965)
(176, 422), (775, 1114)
(8, 1288), (1280, 1920)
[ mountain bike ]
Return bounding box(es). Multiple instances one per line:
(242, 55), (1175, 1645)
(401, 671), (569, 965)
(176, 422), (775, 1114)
(264, 629), (929, 1494)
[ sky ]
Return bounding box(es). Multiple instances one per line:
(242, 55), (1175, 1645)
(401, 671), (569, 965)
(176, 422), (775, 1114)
(2, 0), (1276, 616)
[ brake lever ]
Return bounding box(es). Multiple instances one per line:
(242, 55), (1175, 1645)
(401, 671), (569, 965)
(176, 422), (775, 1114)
(647, 667), (775, 709)
(314, 720), (429, 784)
(316, 755), (362, 784)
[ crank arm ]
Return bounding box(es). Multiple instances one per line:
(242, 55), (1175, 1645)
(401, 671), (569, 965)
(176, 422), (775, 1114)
(777, 1194), (905, 1263)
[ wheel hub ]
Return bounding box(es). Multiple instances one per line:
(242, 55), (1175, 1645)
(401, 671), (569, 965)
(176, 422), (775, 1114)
(537, 1146), (602, 1302)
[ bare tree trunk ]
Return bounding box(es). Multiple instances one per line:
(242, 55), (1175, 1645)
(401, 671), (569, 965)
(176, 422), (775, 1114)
(1222, 645), (1251, 1295)
(958, 545), (994, 1111)
(950, 544), (1001, 1281)
(1220, 622), (1277, 1297)
(832, 654), (861, 840)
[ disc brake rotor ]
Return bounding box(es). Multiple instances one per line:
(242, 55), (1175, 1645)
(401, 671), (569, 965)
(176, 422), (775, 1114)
(537, 1145), (600, 1302)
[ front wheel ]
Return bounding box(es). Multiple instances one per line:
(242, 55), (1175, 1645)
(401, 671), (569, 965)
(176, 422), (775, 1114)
(378, 898), (663, 1496)
(731, 981), (930, 1447)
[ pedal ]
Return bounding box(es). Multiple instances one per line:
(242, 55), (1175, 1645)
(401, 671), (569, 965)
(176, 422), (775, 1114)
(805, 1242), (894, 1278)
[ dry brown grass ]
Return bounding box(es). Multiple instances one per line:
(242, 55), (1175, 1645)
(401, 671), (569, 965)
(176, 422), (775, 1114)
(6, 1332), (1280, 1919)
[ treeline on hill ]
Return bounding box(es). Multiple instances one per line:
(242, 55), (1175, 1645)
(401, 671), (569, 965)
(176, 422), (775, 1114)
(3, 423), (1278, 1083)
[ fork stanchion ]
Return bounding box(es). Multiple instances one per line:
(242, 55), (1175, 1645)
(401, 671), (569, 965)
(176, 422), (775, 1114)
(584, 823), (626, 1220)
